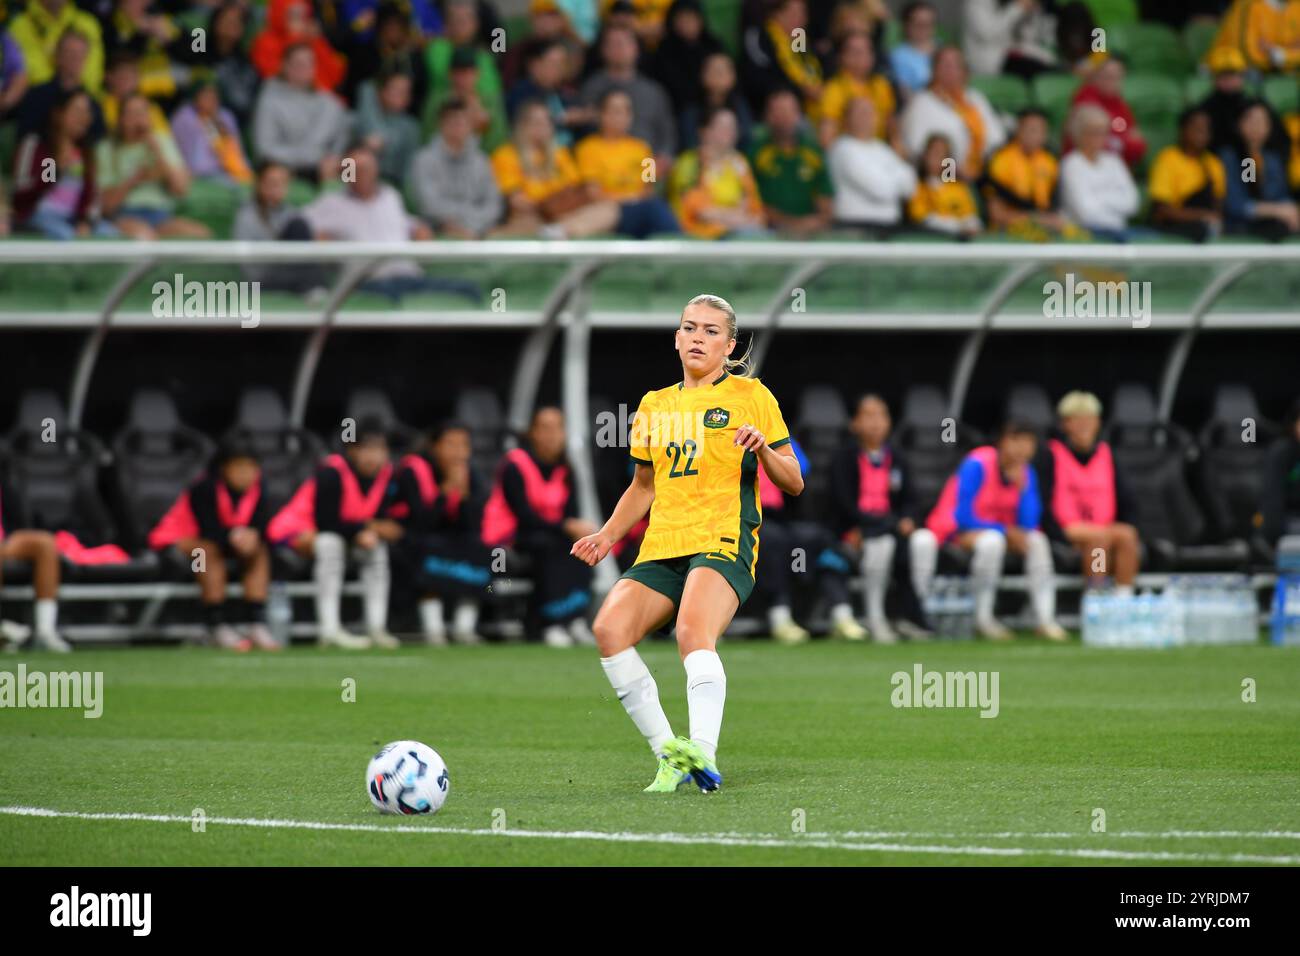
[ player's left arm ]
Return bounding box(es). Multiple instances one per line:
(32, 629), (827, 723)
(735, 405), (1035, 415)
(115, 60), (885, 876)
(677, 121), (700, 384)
(734, 383), (804, 496)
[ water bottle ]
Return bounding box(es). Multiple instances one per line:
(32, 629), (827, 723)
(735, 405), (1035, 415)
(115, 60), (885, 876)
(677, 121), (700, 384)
(267, 581), (293, 647)
(953, 580), (975, 640)
(1082, 591), (1103, 646)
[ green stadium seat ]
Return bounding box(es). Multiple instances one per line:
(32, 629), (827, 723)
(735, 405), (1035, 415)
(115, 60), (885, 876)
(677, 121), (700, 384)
(1082, 0), (1139, 28)
(1106, 22), (1190, 76)
(1137, 120), (1178, 179)
(705, 0), (742, 58)
(176, 178), (249, 239)
(1125, 74), (1183, 136)
(970, 74), (1031, 116)
(1183, 21), (1220, 65)
(1032, 73), (1080, 130)
(287, 178), (318, 207)
(1262, 75), (1300, 117)
(1183, 73), (1213, 106)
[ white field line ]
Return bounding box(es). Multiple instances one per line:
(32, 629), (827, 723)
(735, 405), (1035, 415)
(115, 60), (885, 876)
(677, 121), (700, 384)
(1, 806), (1298, 864)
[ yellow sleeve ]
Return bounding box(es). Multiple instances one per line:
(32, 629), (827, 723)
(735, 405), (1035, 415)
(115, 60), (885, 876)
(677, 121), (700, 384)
(629, 392), (656, 465)
(1146, 148), (1178, 204)
(556, 147), (582, 189)
(756, 381), (791, 449)
(491, 146), (523, 196)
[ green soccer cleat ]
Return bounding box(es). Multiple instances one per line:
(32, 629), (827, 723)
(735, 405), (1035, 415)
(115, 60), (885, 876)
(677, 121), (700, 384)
(662, 736), (722, 793)
(643, 757), (692, 793)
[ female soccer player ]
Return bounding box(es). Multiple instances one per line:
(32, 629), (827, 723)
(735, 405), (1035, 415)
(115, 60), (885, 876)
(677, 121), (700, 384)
(571, 294), (803, 793)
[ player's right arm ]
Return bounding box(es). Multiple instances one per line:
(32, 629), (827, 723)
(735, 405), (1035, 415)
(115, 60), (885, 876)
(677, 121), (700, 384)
(570, 463), (654, 567)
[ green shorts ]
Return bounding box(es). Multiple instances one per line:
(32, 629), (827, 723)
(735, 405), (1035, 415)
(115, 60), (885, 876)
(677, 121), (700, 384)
(621, 551), (755, 607)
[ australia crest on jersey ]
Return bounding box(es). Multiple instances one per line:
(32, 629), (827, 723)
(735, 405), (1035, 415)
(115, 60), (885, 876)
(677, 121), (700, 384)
(703, 407), (731, 429)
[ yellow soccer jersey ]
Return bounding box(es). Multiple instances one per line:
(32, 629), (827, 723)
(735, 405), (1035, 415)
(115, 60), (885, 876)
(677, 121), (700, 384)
(629, 371), (791, 573)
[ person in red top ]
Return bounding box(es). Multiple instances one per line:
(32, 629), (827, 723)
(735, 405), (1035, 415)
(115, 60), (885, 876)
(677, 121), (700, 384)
(1066, 54), (1146, 169)
(392, 421), (492, 646)
(1035, 391), (1140, 593)
(251, 0), (347, 92)
(268, 418), (402, 649)
(148, 436), (276, 651)
(482, 407), (596, 647)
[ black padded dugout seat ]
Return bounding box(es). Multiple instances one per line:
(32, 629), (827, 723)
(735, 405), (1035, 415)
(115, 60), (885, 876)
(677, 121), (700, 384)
(453, 386), (508, 480)
(1002, 384), (1054, 440)
(1196, 383), (1274, 563)
(227, 387), (324, 512)
(794, 384), (848, 516)
(112, 389), (214, 552)
(344, 388), (419, 454)
(891, 385), (981, 519)
(1102, 383), (1248, 571)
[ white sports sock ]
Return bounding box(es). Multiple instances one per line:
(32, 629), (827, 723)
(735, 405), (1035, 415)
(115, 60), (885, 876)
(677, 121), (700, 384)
(683, 649), (726, 762)
(909, 528), (938, 600)
(830, 602), (855, 624)
(862, 534), (896, 626)
(359, 542), (390, 633)
(600, 647), (673, 756)
(1115, 584), (1135, 597)
(1024, 530), (1057, 626)
(768, 604), (793, 629)
(35, 598), (58, 637)
(970, 530), (1006, 625)
(453, 600), (479, 637)
(419, 598), (445, 639)
(313, 532), (346, 634)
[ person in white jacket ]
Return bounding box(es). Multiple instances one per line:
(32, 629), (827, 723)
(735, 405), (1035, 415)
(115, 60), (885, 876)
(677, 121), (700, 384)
(962, 0), (1057, 78)
(1059, 104), (1141, 241)
(899, 46), (1006, 179)
(828, 97), (917, 233)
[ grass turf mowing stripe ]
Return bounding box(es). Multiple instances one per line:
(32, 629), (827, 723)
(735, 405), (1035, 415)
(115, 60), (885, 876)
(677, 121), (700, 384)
(3, 807), (1298, 865)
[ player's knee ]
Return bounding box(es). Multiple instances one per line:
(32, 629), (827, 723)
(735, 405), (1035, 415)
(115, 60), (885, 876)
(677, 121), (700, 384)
(592, 612), (633, 657)
(1113, 523), (1140, 547)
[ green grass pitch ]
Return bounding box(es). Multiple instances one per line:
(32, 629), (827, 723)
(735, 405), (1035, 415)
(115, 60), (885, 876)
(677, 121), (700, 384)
(1, 639), (1298, 866)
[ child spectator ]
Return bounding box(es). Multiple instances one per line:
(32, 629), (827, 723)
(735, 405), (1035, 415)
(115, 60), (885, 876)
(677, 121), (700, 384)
(907, 132), (982, 237)
(669, 105), (766, 238)
(12, 88), (117, 238)
(96, 91), (210, 237)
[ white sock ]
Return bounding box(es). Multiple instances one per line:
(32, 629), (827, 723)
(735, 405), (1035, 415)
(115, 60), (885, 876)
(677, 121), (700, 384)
(1115, 584), (1134, 596)
(453, 600), (478, 637)
(313, 532), (346, 634)
(768, 604), (793, 629)
(830, 602), (855, 624)
(683, 649), (726, 762)
(35, 598), (58, 637)
(862, 534), (896, 626)
(909, 528), (938, 600)
(419, 598), (445, 639)
(600, 647), (673, 756)
(1024, 530), (1056, 626)
(970, 530), (1006, 625)
(359, 542), (390, 633)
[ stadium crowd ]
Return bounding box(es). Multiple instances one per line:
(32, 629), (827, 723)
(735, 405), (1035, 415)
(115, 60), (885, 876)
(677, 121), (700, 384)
(1, 0), (1300, 251)
(3, 387), (1300, 652)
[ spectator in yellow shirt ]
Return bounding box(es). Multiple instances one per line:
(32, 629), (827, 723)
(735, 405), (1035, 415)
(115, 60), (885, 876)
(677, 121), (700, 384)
(100, 51), (171, 136)
(1241, 0), (1300, 72)
(574, 88), (680, 237)
(490, 97), (619, 238)
(815, 30), (896, 147)
(907, 132), (982, 237)
(1148, 107), (1226, 243)
(8, 0), (105, 92)
(983, 107), (1082, 241)
(669, 105), (766, 238)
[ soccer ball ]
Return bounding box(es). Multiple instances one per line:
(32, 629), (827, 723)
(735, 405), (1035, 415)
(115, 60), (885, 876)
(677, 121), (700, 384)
(366, 740), (450, 815)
